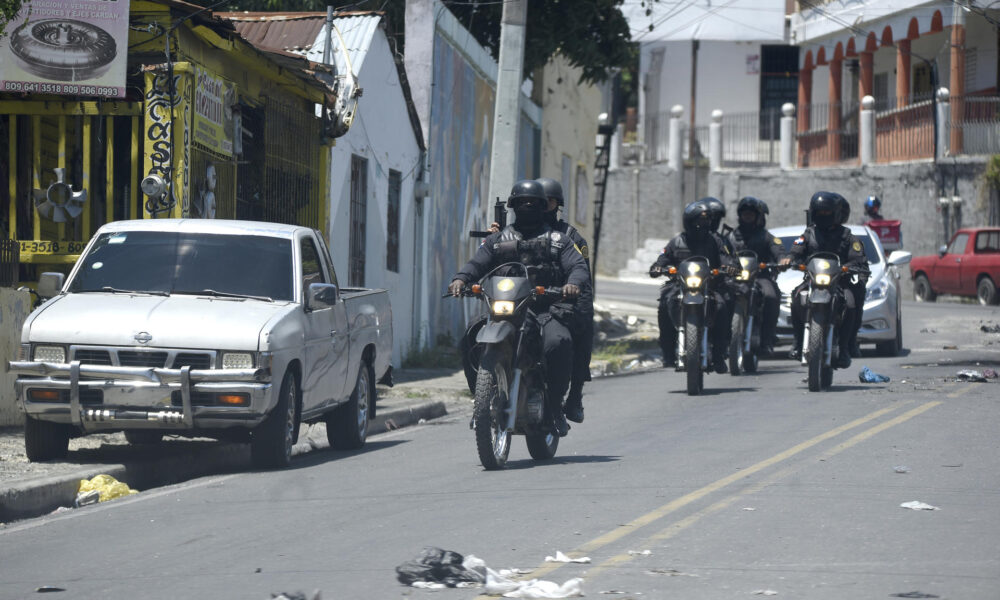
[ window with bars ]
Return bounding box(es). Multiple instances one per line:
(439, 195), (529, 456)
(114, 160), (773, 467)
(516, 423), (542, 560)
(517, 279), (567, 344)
(387, 169), (401, 273)
(349, 155), (368, 287)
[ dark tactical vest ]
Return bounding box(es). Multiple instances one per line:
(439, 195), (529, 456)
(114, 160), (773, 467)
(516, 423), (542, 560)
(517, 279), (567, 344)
(493, 226), (567, 288)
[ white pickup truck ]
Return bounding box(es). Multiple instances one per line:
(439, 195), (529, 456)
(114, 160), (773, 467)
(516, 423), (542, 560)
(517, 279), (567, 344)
(9, 219), (393, 468)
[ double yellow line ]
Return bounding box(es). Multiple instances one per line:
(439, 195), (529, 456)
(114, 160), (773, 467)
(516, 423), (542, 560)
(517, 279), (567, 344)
(475, 385), (967, 596)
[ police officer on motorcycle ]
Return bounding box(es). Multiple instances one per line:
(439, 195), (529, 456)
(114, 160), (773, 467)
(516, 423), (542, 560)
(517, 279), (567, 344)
(449, 180), (589, 436)
(724, 196), (785, 356)
(536, 177), (592, 424)
(781, 191), (869, 368)
(704, 197), (736, 253)
(650, 200), (737, 373)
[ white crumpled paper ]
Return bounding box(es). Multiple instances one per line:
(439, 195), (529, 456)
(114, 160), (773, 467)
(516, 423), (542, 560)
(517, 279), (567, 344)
(486, 569), (584, 599)
(900, 501), (940, 511)
(544, 551), (591, 564)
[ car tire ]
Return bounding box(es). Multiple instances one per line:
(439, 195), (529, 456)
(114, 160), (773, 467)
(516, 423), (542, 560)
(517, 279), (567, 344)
(327, 361), (372, 450)
(913, 274), (936, 302)
(24, 417), (70, 462)
(876, 308), (903, 356)
(251, 371), (298, 469)
(977, 277), (998, 306)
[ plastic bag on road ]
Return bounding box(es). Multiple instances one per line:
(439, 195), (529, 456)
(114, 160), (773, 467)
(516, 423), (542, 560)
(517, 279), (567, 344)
(545, 551), (591, 564)
(900, 500), (939, 511)
(75, 474), (138, 506)
(859, 366), (890, 383)
(395, 547), (485, 588)
(486, 569), (583, 599)
(956, 370), (990, 382)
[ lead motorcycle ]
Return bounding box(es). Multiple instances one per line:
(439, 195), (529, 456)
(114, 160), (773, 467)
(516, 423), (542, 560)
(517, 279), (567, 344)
(728, 252), (787, 375)
(655, 256), (727, 396)
(448, 263), (567, 470)
(796, 252), (861, 391)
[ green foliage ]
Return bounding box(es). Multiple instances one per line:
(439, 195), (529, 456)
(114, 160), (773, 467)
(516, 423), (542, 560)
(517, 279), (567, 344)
(985, 154), (1000, 190)
(0, 0), (28, 40)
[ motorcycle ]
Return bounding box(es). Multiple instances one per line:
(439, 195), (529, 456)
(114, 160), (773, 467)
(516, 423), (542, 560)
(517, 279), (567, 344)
(654, 256), (727, 396)
(727, 252), (787, 375)
(796, 252), (859, 391)
(447, 263), (567, 470)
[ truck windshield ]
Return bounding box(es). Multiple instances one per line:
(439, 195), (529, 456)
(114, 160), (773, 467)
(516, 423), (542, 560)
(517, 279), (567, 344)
(68, 231), (294, 301)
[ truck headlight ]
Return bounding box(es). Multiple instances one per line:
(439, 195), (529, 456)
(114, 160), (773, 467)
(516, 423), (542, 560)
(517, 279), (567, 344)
(33, 345), (65, 363)
(492, 300), (515, 315)
(814, 274), (831, 286)
(221, 352), (254, 369)
(685, 276), (703, 289)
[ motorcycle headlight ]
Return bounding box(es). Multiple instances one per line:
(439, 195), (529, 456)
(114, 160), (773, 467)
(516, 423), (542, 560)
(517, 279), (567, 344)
(866, 278), (889, 301)
(492, 300), (515, 315)
(221, 352), (254, 369)
(33, 345), (66, 363)
(685, 276), (703, 289)
(814, 274), (831, 286)
(736, 270), (751, 281)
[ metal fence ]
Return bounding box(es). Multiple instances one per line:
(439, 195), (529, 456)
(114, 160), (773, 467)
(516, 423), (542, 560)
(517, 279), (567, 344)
(644, 109), (672, 163)
(876, 93), (935, 163)
(795, 100), (859, 167)
(720, 109), (782, 167)
(950, 94), (1000, 155)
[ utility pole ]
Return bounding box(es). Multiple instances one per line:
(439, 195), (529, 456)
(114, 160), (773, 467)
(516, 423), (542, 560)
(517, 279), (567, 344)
(486, 0), (528, 214)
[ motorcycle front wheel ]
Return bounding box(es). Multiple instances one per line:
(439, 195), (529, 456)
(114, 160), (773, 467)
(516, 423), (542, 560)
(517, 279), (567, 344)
(473, 356), (512, 470)
(684, 319), (703, 395)
(807, 310), (829, 392)
(526, 431), (559, 460)
(730, 308), (745, 376)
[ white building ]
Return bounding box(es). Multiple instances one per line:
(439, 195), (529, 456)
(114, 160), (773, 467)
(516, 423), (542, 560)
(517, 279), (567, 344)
(226, 11), (425, 367)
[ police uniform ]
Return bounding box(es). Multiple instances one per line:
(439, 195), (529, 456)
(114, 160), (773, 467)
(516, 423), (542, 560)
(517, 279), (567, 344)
(788, 224), (870, 356)
(551, 220), (594, 395)
(651, 231), (736, 365)
(454, 223), (589, 404)
(725, 225), (786, 349)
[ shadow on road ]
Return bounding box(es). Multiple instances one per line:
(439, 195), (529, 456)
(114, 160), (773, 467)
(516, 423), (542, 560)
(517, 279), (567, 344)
(667, 386), (758, 396)
(285, 439), (409, 471)
(504, 454), (622, 470)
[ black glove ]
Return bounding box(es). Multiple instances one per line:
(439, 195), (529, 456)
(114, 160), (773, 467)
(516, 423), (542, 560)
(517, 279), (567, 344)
(649, 265), (664, 277)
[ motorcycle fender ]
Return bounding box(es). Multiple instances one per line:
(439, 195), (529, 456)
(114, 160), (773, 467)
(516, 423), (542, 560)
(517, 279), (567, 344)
(809, 289), (832, 304)
(476, 321), (516, 345)
(682, 291), (705, 305)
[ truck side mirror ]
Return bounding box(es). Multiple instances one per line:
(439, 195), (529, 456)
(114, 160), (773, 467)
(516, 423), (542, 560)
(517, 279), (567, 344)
(37, 272), (65, 299)
(306, 283), (338, 311)
(938, 244), (947, 257)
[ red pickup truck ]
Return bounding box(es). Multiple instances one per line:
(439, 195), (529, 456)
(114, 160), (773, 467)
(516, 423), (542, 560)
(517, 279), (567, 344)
(910, 227), (1000, 305)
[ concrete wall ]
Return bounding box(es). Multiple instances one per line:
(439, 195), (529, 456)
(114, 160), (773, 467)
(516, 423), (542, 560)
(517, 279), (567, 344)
(535, 54), (602, 248)
(328, 28), (422, 368)
(0, 289), (31, 426)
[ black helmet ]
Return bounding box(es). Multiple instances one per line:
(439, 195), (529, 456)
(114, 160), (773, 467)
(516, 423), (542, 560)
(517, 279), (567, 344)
(508, 179), (547, 227)
(683, 200), (713, 238)
(809, 191), (843, 230)
(737, 196), (768, 228)
(536, 177), (564, 207)
(703, 197), (725, 231)
(838, 195), (851, 224)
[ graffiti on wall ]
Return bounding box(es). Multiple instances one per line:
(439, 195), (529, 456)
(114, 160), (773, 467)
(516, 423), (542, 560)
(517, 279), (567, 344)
(428, 33), (495, 336)
(144, 72), (189, 216)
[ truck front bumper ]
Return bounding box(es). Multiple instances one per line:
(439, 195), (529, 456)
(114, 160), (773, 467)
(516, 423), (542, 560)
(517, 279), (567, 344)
(9, 361), (272, 431)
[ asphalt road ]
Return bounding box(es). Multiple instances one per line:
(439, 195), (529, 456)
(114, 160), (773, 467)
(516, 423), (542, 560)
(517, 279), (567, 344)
(0, 299), (997, 599)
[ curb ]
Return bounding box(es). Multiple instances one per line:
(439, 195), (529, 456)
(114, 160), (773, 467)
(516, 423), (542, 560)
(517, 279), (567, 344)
(0, 400), (448, 524)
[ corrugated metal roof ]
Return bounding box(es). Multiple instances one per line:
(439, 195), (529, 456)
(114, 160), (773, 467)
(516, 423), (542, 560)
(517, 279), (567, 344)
(222, 12), (382, 79)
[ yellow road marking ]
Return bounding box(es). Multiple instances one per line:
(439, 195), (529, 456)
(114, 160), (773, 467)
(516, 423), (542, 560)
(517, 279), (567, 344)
(583, 400), (943, 580)
(510, 401), (912, 585)
(948, 383), (978, 398)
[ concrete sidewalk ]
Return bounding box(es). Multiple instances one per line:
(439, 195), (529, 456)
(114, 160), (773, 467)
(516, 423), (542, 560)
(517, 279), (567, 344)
(0, 368), (473, 523)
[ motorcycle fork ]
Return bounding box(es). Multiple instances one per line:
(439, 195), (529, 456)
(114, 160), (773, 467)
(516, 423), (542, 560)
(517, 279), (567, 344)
(504, 323), (531, 433)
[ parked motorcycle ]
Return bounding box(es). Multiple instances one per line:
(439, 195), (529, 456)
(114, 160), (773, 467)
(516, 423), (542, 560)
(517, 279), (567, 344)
(654, 256), (727, 395)
(797, 252), (861, 391)
(728, 252), (787, 375)
(447, 263), (567, 470)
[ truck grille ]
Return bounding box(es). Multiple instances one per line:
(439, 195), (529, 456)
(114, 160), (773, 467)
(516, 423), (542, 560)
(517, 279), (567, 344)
(73, 349), (113, 365)
(118, 351), (169, 368)
(172, 353), (213, 370)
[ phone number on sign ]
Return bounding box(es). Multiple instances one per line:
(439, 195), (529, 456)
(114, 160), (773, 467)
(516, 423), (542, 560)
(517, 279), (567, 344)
(18, 241), (86, 255)
(2, 81), (120, 97)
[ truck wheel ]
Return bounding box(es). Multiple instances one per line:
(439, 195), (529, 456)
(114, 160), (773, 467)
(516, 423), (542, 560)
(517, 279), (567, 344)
(913, 274), (936, 302)
(328, 361), (372, 450)
(24, 417), (69, 462)
(251, 371), (298, 469)
(977, 277), (998, 306)
(125, 431), (163, 445)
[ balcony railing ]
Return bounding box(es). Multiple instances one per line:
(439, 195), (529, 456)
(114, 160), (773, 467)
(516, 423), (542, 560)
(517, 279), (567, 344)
(875, 93), (935, 163)
(795, 100), (859, 167)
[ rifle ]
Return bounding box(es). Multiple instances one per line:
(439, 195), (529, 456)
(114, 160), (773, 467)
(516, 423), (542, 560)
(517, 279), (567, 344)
(470, 197), (506, 238)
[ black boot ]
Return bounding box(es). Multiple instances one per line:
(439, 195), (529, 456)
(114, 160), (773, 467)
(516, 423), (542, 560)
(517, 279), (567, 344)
(712, 351), (728, 374)
(552, 412), (570, 437)
(564, 385), (584, 423)
(835, 345), (852, 369)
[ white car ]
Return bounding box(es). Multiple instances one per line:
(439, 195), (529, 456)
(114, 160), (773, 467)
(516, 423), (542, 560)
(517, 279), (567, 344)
(770, 225), (912, 356)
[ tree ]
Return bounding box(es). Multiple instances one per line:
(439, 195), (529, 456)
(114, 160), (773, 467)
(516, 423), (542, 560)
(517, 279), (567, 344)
(0, 0), (29, 41)
(194, 0), (636, 84)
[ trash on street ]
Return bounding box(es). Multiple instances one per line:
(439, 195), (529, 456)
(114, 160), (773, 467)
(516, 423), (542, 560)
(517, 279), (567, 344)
(956, 370), (990, 382)
(859, 366), (890, 383)
(545, 551), (591, 564)
(900, 501), (940, 511)
(75, 474), (138, 506)
(395, 547), (484, 588)
(894, 466), (910, 474)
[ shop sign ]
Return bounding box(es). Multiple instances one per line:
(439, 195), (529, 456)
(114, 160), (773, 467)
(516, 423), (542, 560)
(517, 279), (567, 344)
(0, 0), (130, 98)
(193, 67), (235, 157)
